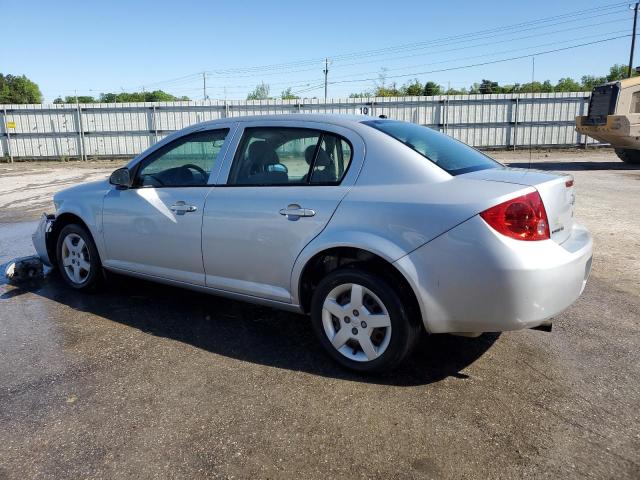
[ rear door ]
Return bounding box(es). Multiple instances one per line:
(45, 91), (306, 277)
(202, 121), (364, 302)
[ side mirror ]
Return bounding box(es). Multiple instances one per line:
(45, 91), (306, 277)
(109, 167), (131, 189)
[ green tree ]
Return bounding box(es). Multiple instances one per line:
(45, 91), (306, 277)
(280, 87), (299, 100)
(0, 74), (43, 103)
(374, 86), (402, 97)
(541, 80), (554, 92)
(515, 80), (554, 93)
(146, 90), (181, 102)
(348, 91), (372, 98)
(54, 95), (96, 104)
(554, 77), (582, 92)
(580, 75), (607, 91)
(423, 81), (442, 96)
(373, 68), (402, 96)
(444, 87), (467, 95)
(95, 90), (187, 103)
(247, 82), (271, 100)
(607, 63), (638, 82)
(401, 79), (423, 96)
(498, 84), (519, 93)
(478, 79), (499, 94)
(100, 93), (118, 103)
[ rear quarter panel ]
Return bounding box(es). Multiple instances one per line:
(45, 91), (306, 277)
(290, 126), (537, 307)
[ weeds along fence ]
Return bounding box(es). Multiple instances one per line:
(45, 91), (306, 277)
(0, 92), (596, 161)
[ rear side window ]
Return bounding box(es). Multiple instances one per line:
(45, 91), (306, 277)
(227, 127), (353, 186)
(363, 120), (501, 175)
(310, 134), (352, 184)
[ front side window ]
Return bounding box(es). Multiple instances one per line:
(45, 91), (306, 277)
(136, 129), (229, 187)
(363, 120), (501, 176)
(227, 127), (353, 186)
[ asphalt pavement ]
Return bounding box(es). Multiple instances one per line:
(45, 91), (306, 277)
(0, 149), (638, 479)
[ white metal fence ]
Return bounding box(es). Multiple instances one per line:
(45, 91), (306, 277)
(0, 92), (596, 161)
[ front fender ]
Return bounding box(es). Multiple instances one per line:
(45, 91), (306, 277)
(53, 180), (110, 261)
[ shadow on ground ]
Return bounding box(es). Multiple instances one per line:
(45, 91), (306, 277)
(506, 160), (640, 171)
(2, 270), (498, 386)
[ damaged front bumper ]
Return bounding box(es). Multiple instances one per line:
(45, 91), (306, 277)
(32, 213), (55, 266)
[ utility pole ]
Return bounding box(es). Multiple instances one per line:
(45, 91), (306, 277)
(323, 58), (329, 101)
(629, 2), (639, 78)
(202, 72), (207, 100)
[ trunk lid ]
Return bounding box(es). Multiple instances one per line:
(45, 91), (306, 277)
(460, 167), (575, 244)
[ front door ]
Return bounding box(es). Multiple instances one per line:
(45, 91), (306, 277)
(102, 128), (230, 285)
(202, 123), (360, 302)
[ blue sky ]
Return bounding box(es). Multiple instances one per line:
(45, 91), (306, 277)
(0, 0), (636, 101)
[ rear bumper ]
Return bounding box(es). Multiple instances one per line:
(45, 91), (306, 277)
(395, 215), (593, 334)
(32, 213), (55, 267)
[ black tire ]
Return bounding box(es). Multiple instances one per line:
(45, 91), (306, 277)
(310, 268), (421, 373)
(55, 223), (103, 291)
(614, 148), (640, 164)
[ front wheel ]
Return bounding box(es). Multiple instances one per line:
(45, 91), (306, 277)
(310, 269), (420, 373)
(56, 224), (102, 291)
(614, 148), (640, 164)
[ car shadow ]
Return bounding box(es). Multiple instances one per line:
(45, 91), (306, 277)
(6, 270), (499, 386)
(506, 160), (640, 171)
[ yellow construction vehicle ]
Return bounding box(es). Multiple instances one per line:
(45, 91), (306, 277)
(576, 76), (640, 164)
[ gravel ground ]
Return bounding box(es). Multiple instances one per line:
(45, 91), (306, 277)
(0, 148), (638, 479)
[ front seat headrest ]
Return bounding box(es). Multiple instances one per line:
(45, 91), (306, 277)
(304, 145), (331, 166)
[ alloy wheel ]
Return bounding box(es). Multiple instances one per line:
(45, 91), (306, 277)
(60, 233), (91, 285)
(321, 283), (392, 362)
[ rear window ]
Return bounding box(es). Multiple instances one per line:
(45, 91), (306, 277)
(363, 120), (502, 175)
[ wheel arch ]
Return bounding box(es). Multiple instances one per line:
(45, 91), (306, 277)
(295, 245), (423, 329)
(48, 213), (99, 265)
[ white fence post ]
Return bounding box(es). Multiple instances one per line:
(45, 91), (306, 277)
(2, 107), (13, 163)
(75, 103), (86, 161)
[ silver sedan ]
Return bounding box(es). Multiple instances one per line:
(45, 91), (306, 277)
(33, 115), (593, 372)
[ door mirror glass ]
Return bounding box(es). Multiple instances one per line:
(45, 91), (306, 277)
(109, 167), (131, 189)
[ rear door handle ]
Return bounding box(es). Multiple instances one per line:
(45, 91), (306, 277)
(279, 204), (316, 220)
(170, 201), (198, 215)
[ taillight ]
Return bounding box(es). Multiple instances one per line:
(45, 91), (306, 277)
(480, 191), (550, 241)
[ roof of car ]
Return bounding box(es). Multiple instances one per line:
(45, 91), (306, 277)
(198, 113), (376, 129)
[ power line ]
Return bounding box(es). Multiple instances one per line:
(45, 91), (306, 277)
(57, 1), (632, 99)
(196, 13), (628, 83)
(202, 1), (628, 75)
(192, 29), (629, 95)
(321, 29), (630, 84)
(327, 34), (633, 87)
(130, 1), (629, 89)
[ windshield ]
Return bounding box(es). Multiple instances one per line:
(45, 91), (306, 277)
(363, 120), (502, 176)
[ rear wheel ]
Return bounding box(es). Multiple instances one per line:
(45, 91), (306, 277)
(56, 224), (102, 291)
(614, 148), (640, 164)
(310, 269), (419, 373)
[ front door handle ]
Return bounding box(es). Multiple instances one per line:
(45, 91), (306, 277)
(279, 204), (316, 220)
(170, 201), (198, 215)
